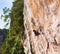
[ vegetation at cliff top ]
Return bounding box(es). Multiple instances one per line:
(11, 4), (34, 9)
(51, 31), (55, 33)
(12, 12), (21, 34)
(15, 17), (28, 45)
(1, 0), (25, 54)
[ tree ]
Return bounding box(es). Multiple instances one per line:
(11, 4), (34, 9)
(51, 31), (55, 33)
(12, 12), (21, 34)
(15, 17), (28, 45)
(2, 0), (25, 54)
(23, 0), (60, 54)
(1, 7), (10, 28)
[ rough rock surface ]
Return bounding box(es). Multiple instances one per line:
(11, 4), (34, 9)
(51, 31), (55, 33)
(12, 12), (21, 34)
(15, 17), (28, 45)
(23, 0), (60, 54)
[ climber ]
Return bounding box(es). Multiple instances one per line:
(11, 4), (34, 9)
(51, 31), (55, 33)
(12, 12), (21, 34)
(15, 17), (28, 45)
(57, 24), (60, 27)
(33, 30), (40, 36)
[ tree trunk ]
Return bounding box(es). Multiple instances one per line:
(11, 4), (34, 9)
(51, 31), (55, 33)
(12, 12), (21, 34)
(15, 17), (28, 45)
(23, 0), (60, 54)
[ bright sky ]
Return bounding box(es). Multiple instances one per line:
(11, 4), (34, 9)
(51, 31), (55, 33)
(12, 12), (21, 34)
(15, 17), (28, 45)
(0, 0), (14, 29)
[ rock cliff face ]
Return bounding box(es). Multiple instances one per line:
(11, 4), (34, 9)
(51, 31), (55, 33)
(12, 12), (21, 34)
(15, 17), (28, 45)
(23, 0), (60, 54)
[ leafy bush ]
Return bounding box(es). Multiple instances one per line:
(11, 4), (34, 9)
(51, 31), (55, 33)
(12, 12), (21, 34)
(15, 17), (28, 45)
(2, 0), (25, 54)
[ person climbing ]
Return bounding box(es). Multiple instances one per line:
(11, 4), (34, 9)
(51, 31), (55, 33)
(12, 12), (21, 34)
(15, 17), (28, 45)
(33, 30), (40, 36)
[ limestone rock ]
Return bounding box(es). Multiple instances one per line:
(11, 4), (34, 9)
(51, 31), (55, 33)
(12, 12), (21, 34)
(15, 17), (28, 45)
(23, 0), (60, 54)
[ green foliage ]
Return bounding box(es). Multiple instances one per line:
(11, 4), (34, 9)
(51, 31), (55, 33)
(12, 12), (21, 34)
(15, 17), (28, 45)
(0, 29), (8, 54)
(2, 0), (25, 54)
(1, 7), (10, 28)
(1, 7), (10, 22)
(3, 7), (10, 15)
(0, 29), (8, 37)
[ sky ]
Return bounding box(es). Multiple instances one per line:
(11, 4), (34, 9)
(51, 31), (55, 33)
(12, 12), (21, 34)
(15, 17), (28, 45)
(0, 0), (14, 29)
